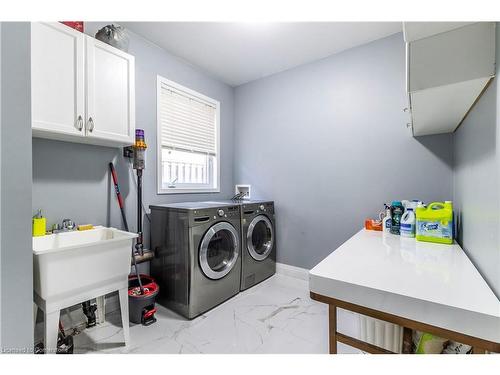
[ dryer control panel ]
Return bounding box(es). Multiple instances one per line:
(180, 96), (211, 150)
(242, 201), (274, 217)
(190, 205), (240, 225)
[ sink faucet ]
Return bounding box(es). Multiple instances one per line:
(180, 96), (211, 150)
(52, 219), (76, 233)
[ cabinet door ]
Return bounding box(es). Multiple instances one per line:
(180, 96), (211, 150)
(86, 37), (135, 144)
(31, 22), (85, 137)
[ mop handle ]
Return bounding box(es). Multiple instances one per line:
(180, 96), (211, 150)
(109, 162), (130, 232)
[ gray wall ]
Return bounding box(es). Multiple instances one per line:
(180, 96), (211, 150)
(0, 23), (33, 352)
(32, 23), (235, 250)
(453, 23), (499, 297)
(0, 21), (2, 348)
(234, 33), (454, 269)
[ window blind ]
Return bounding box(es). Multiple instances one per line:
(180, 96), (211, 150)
(159, 83), (217, 155)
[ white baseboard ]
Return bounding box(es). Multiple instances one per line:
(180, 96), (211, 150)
(276, 262), (309, 281)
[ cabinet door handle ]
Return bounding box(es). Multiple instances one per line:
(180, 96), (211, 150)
(76, 115), (83, 131)
(87, 117), (95, 132)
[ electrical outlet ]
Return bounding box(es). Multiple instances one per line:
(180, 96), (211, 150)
(123, 146), (134, 158)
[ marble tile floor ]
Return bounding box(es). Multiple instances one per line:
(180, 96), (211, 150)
(71, 274), (360, 354)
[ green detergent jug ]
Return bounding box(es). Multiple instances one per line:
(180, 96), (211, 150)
(415, 201), (453, 245)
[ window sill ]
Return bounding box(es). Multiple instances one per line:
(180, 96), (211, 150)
(157, 187), (221, 195)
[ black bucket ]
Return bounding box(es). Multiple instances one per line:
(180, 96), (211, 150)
(128, 274), (159, 325)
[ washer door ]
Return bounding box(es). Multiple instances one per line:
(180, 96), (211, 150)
(247, 215), (274, 261)
(199, 222), (240, 280)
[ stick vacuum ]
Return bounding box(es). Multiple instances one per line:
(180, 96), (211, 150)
(128, 129), (158, 325)
(133, 129), (147, 257)
(110, 130), (158, 326)
(109, 161), (144, 294)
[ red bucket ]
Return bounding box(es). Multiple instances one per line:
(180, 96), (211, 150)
(128, 274), (159, 325)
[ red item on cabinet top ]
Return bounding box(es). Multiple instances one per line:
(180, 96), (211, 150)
(365, 219), (383, 231)
(60, 21), (84, 32)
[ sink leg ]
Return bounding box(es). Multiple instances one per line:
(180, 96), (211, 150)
(96, 296), (105, 324)
(33, 302), (38, 328)
(44, 310), (60, 354)
(118, 288), (130, 347)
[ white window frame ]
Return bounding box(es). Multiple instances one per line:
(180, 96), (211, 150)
(156, 75), (221, 194)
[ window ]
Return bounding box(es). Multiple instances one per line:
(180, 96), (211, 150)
(157, 76), (220, 194)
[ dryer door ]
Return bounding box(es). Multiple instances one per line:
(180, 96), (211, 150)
(247, 215), (274, 261)
(199, 222), (240, 280)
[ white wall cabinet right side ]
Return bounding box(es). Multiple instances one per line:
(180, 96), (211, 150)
(85, 37), (135, 145)
(404, 22), (496, 136)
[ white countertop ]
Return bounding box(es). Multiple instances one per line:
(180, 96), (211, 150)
(309, 229), (500, 343)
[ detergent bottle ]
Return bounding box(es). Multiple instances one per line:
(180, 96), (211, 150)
(416, 201), (453, 244)
(390, 201), (404, 235)
(400, 208), (416, 238)
(402, 199), (423, 212)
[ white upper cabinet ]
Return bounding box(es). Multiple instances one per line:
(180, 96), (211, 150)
(404, 22), (496, 136)
(31, 22), (85, 138)
(31, 22), (135, 147)
(86, 38), (135, 144)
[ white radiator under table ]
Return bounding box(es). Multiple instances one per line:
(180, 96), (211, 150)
(337, 308), (403, 353)
(359, 315), (403, 353)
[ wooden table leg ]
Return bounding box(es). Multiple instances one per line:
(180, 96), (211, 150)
(402, 327), (413, 354)
(329, 304), (337, 354)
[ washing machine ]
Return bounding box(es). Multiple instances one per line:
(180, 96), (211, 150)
(150, 201), (241, 319)
(217, 200), (276, 290)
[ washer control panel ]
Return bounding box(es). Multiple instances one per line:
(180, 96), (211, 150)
(191, 206), (240, 224)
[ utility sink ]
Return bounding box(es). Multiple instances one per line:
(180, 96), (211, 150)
(33, 226), (137, 303)
(33, 226), (137, 353)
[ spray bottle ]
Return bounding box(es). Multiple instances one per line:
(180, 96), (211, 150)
(382, 204), (392, 233)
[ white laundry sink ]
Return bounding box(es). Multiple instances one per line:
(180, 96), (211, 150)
(33, 226), (137, 304)
(33, 226), (137, 353)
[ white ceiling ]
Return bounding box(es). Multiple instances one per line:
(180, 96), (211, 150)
(121, 22), (402, 87)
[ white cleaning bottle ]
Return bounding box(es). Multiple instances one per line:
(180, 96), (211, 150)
(400, 208), (416, 238)
(402, 200), (410, 212)
(382, 204), (392, 233)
